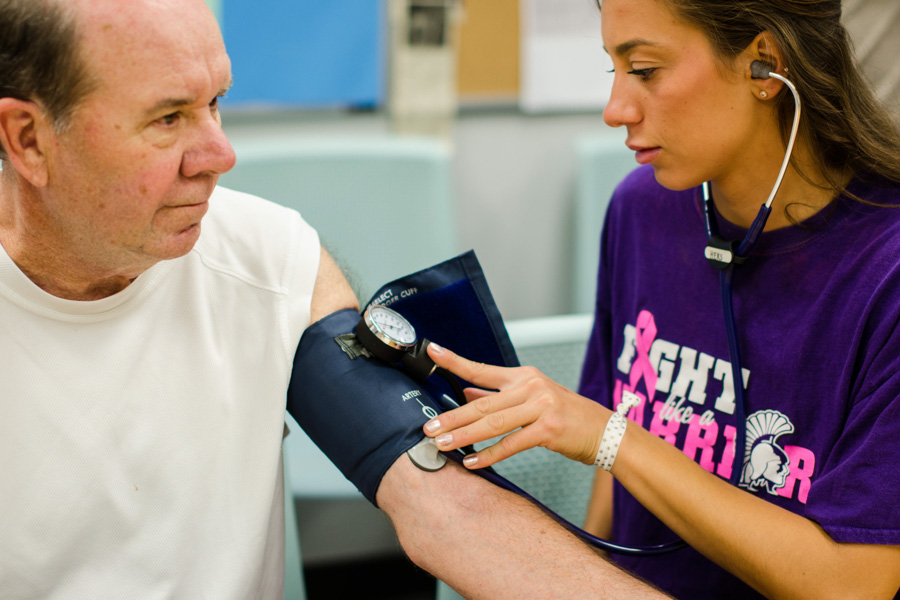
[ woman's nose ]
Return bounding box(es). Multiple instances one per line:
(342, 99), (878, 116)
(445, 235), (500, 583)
(602, 77), (642, 128)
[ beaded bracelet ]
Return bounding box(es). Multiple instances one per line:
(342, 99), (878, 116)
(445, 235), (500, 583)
(594, 391), (641, 471)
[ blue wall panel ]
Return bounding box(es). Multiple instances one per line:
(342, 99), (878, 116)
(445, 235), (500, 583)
(222, 1), (385, 109)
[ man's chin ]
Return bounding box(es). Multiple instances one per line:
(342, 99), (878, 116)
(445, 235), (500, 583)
(151, 222), (203, 262)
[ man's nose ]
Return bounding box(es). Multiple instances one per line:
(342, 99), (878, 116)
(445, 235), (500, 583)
(181, 115), (236, 178)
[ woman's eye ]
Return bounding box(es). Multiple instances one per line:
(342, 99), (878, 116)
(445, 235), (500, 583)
(627, 67), (657, 81)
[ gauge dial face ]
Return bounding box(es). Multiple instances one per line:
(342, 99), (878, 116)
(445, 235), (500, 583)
(369, 305), (417, 345)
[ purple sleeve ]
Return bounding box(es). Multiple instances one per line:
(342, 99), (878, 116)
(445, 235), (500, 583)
(805, 302), (900, 545)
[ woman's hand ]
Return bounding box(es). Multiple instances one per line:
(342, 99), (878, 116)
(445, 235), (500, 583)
(422, 343), (611, 469)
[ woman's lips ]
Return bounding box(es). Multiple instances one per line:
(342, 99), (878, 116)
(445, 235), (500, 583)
(634, 147), (662, 165)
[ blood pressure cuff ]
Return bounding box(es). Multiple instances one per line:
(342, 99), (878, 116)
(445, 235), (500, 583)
(287, 250), (518, 505)
(288, 308), (443, 504)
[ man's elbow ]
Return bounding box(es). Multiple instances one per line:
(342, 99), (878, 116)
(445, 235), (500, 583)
(376, 456), (502, 570)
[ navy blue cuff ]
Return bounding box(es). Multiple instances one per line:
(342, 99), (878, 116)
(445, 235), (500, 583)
(287, 308), (442, 505)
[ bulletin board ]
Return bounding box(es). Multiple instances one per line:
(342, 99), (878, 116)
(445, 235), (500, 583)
(519, 0), (612, 112)
(455, 0), (520, 100)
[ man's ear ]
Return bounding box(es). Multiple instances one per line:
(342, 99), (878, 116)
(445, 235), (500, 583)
(0, 98), (51, 187)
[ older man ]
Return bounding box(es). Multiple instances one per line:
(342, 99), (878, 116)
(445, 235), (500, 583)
(0, 0), (665, 598)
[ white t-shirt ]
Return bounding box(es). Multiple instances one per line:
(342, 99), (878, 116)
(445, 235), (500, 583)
(0, 187), (320, 599)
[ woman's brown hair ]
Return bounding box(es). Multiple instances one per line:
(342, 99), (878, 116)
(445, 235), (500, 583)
(665, 0), (900, 190)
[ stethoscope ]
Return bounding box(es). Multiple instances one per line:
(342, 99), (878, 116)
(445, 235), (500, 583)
(358, 61), (802, 557)
(702, 60), (801, 490)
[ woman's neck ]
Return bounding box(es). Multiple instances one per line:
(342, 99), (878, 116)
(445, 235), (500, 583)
(709, 140), (850, 231)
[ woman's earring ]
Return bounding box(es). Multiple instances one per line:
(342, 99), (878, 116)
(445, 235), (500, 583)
(759, 90), (768, 98)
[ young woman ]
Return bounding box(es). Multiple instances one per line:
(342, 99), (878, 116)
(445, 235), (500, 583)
(422, 0), (900, 598)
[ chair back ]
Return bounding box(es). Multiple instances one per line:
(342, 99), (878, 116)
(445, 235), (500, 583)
(571, 134), (634, 314)
(219, 136), (460, 302)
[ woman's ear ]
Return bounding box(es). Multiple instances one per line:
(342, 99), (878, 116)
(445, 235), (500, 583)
(744, 31), (788, 99)
(0, 98), (51, 187)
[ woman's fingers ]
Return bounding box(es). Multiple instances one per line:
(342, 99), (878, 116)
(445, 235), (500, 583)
(464, 387), (493, 403)
(427, 342), (510, 389)
(426, 385), (529, 438)
(430, 397), (538, 452)
(425, 387), (610, 467)
(422, 343), (610, 466)
(456, 427), (549, 469)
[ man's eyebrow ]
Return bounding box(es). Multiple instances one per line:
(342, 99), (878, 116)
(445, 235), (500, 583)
(145, 97), (193, 117)
(606, 38), (659, 56)
(144, 77), (233, 117)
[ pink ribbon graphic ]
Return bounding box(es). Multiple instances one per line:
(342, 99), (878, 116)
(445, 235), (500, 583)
(629, 310), (658, 403)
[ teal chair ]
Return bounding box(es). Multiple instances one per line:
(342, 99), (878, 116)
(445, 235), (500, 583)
(218, 136), (459, 303)
(436, 313), (595, 600)
(571, 133), (635, 314)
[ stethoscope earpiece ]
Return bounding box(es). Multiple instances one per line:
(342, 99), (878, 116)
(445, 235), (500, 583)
(751, 60), (775, 79)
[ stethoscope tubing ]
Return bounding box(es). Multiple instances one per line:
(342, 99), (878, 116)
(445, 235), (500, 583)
(704, 70), (801, 485)
(440, 447), (688, 556)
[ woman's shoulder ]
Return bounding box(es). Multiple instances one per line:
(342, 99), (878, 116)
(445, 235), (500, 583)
(607, 165), (697, 225)
(613, 164), (659, 195)
(611, 165), (693, 204)
(847, 172), (900, 207)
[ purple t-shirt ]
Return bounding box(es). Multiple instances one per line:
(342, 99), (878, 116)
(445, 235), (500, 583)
(579, 165), (900, 599)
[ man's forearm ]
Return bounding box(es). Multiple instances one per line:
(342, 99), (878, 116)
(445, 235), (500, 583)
(377, 457), (669, 600)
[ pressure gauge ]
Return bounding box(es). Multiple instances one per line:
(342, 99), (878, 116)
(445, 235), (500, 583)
(355, 304), (465, 411)
(355, 305), (418, 363)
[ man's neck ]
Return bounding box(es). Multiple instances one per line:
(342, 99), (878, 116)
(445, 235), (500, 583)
(14, 259), (135, 300)
(0, 181), (142, 301)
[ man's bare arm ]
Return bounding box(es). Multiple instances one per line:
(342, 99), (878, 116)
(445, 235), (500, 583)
(377, 456), (668, 599)
(309, 246), (359, 323)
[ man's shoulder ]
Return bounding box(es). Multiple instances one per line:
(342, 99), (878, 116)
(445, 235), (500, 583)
(191, 186), (319, 293)
(204, 185), (300, 230)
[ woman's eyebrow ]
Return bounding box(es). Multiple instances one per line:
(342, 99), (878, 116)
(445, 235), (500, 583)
(606, 38), (659, 57)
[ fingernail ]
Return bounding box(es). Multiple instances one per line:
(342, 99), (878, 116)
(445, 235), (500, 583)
(429, 343), (444, 354)
(435, 433), (453, 446)
(425, 419), (441, 433)
(463, 455), (479, 468)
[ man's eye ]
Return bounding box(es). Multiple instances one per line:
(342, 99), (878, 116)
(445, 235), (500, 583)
(158, 112), (181, 126)
(627, 68), (657, 81)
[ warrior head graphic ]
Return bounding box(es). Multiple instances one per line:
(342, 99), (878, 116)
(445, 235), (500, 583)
(740, 410), (795, 495)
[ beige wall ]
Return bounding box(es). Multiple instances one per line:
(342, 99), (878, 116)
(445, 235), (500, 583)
(844, 0), (900, 115)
